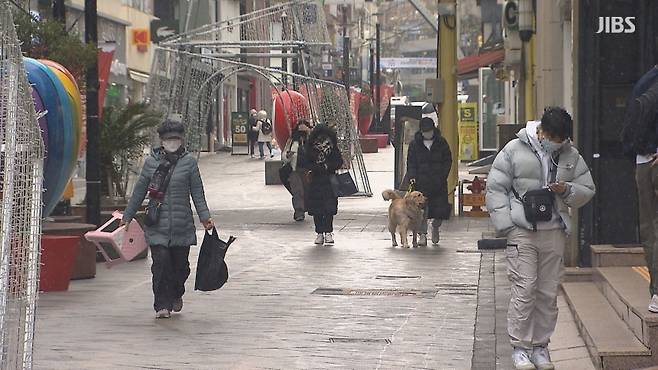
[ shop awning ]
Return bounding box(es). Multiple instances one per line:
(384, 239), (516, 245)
(129, 69), (150, 84)
(457, 48), (505, 76)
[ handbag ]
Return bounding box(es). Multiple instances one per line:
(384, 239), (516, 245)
(510, 154), (559, 232)
(143, 161), (177, 227)
(512, 187), (554, 232)
(330, 172), (358, 197)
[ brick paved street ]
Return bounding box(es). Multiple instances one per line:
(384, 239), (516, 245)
(36, 148), (593, 369)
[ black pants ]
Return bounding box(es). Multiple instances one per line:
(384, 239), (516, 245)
(150, 245), (191, 311)
(248, 138), (257, 155)
(314, 215), (334, 233)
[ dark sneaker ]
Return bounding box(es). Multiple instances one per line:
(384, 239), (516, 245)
(173, 298), (183, 313)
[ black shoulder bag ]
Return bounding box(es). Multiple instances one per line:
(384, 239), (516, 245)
(144, 161), (177, 227)
(511, 154), (559, 232)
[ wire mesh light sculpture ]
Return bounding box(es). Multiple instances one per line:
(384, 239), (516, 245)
(147, 0), (372, 196)
(0, 1), (46, 368)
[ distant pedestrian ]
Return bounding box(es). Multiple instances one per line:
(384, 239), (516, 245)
(305, 124), (343, 245)
(247, 109), (259, 158)
(405, 117), (452, 246)
(256, 110), (274, 159)
(621, 65), (658, 314)
(282, 120), (312, 221)
(486, 107), (595, 370)
(120, 119), (214, 319)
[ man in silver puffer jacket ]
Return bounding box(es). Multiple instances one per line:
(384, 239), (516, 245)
(486, 107), (595, 370)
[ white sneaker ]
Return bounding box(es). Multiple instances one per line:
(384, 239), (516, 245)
(512, 348), (535, 370)
(155, 309), (171, 319)
(314, 233), (324, 245)
(324, 233), (334, 245)
(531, 346), (554, 370)
(649, 294), (658, 313)
(418, 234), (427, 246)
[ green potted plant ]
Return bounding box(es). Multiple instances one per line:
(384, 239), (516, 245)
(100, 103), (162, 201)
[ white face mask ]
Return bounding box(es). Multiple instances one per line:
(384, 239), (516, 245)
(422, 131), (434, 140)
(162, 139), (182, 153)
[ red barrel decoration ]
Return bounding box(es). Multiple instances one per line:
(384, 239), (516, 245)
(272, 90), (310, 148)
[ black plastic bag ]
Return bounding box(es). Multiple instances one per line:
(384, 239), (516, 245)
(194, 228), (236, 292)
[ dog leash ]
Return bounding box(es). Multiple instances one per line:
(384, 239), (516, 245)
(408, 178), (416, 194)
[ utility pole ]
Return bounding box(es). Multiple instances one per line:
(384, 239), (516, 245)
(85, 0), (100, 226)
(438, 0), (458, 209)
(53, 0), (65, 21)
(375, 21), (381, 130)
(281, 11), (289, 86)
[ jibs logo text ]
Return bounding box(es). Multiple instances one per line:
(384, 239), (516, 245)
(596, 17), (636, 34)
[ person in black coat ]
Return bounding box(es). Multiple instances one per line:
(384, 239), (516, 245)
(406, 117), (452, 246)
(247, 109), (259, 158)
(305, 124), (344, 246)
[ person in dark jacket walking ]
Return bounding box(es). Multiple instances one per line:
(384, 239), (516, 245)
(406, 117), (452, 246)
(305, 124), (344, 245)
(282, 119), (312, 221)
(621, 65), (658, 313)
(247, 109), (259, 158)
(120, 120), (214, 319)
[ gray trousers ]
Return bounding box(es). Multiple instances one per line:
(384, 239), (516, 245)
(506, 228), (566, 349)
(636, 162), (658, 296)
(419, 205), (442, 234)
(290, 170), (306, 213)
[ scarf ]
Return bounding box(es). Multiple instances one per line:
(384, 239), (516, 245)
(147, 149), (183, 198)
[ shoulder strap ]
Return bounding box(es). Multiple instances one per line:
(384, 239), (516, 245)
(511, 186), (521, 200)
(160, 161), (178, 196)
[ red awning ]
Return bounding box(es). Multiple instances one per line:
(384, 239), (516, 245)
(457, 48), (505, 76)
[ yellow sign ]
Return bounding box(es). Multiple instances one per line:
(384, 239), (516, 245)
(458, 102), (478, 161)
(459, 102), (477, 123)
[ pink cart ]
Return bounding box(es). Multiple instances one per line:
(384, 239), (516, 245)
(84, 211), (148, 268)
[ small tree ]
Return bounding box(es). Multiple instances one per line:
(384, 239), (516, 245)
(13, 11), (96, 84)
(100, 103), (162, 198)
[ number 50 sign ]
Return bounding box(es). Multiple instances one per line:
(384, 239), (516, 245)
(231, 112), (249, 155)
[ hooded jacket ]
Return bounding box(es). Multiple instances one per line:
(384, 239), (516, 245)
(123, 147), (211, 247)
(485, 126), (596, 235)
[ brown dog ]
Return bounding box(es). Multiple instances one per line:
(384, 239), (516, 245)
(382, 189), (427, 248)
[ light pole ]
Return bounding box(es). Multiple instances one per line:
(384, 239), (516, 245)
(85, 0), (100, 226)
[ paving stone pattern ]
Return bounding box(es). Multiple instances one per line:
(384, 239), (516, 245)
(46, 149), (592, 369)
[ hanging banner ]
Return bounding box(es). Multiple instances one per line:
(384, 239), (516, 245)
(98, 43), (115, 119)
(459, 102), (479, 161)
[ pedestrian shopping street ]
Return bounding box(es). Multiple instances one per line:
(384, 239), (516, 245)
(33, 148), (593, 369)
